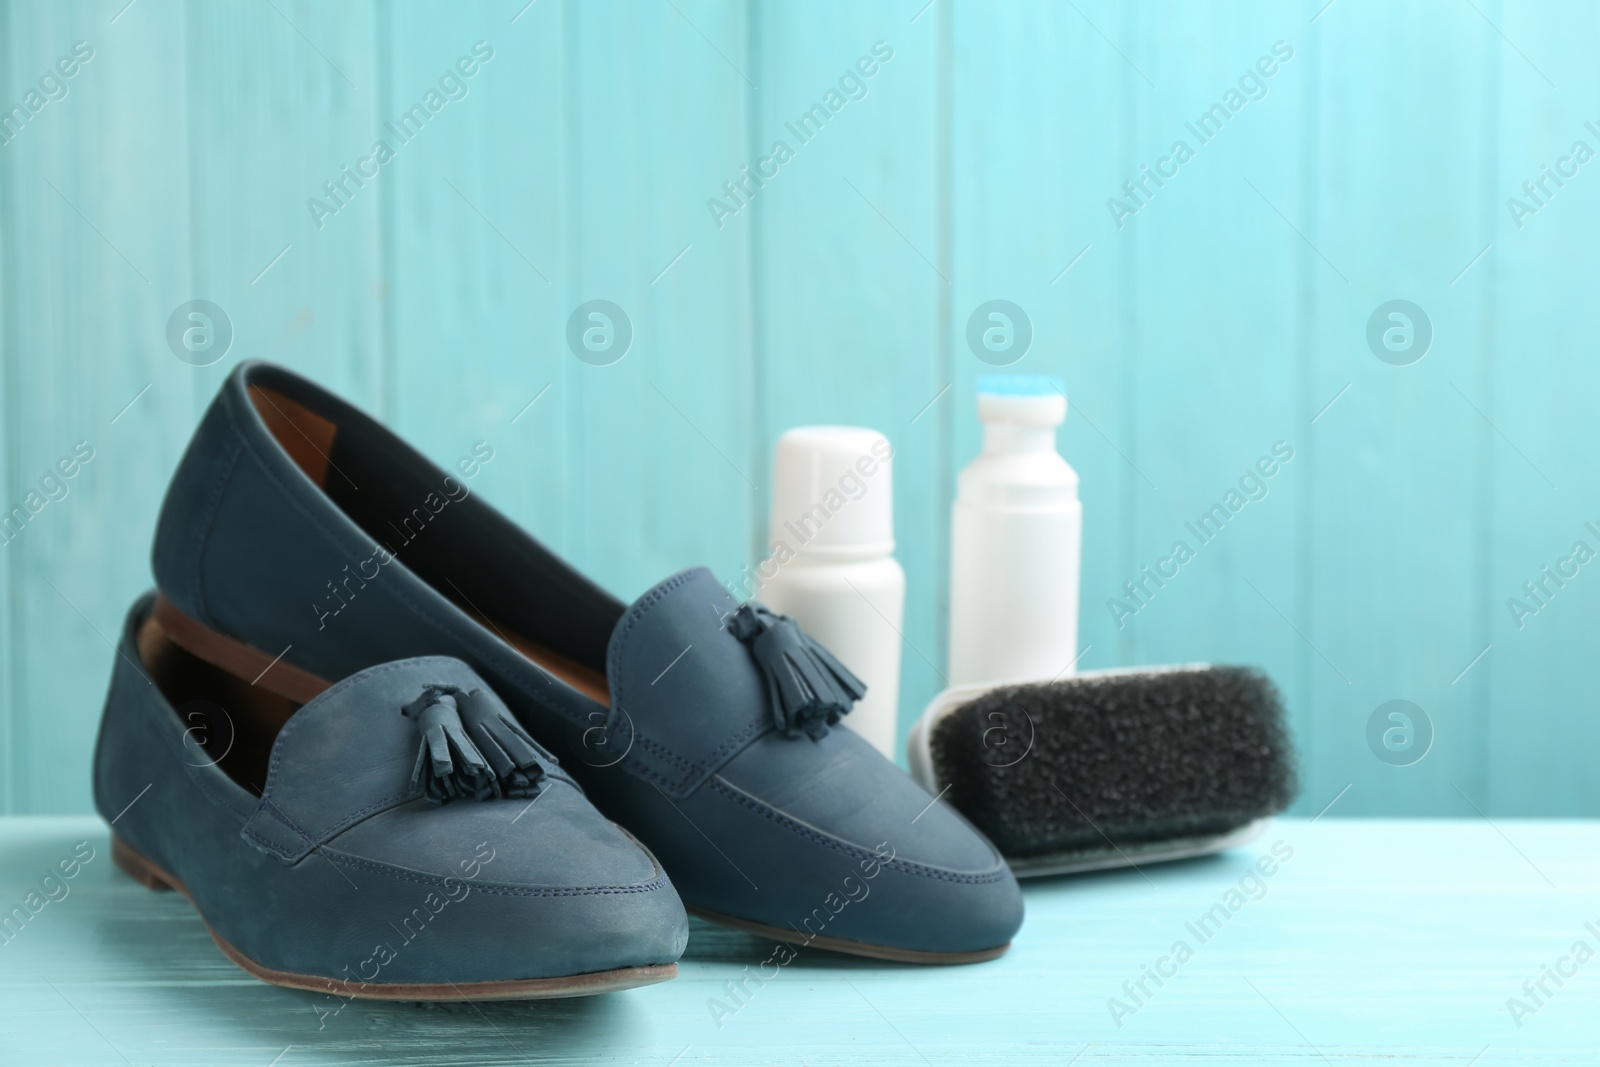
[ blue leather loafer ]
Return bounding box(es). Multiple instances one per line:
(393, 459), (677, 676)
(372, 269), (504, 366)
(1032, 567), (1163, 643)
(94, 593), (687, 999)
(147, 361), (1023, 962)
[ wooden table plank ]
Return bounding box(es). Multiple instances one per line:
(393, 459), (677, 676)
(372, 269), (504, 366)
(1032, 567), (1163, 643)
(1, 816), (1596, 1064)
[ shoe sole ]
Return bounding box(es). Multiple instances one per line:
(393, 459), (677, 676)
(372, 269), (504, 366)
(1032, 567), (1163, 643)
(688, 905), (1009, 965)
(112, 836), (678, 1000)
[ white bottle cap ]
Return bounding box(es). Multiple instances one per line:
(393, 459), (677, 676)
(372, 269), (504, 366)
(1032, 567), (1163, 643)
(769, 426), (895, 560)
(977, 374), (1067, 426)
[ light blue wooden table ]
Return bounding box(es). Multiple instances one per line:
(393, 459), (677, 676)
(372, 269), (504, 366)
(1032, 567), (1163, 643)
(2, 816), (1594, 1064)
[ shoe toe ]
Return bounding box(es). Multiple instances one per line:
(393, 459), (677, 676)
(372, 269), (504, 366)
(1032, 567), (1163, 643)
(326, 781), (688, 984)
(694, 728), (1024, 959)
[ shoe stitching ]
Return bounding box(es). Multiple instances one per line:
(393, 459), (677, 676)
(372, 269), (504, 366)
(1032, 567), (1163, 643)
(698, 717), (768, 773)
(250, 790), (417, 858)
(243, 823), (306, 858)
(626, 717), (769, 797)
(604, 571), (770, 791)
(102, 611), (257, 820)
(615, 752), (685, 793)
(617, 742), (717, 797)
(603, 568), (703, 714)
(185, 435), (243, 628)
(708, 777), (1011, 885)
(603, 569), (700, 756)
(322, 850), (672, 897)
(255, 657), (572, 849)
(260, 658), (432, 794)
(631, 731), (695, 774)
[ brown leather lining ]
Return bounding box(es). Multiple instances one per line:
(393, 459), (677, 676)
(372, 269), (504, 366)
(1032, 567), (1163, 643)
(237, 382), (616, 706)
(454, 602), (612, 704)
(248, 384), (338, 487)
(154, 594), (612, 709)
(153, 595), (333, 705)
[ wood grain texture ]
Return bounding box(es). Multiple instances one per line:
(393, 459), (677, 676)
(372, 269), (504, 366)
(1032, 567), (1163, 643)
(750, 2), (945, 746)
(381, 4), (570, 549)
(0, 0), (1596, 817)
(949, 0), (1129, 688)
(1, 0), (199, 814)
(1481, 0), (1600, 816)
(562, 0), (758, 596)
(2, 816), (1597, 1063)
(1302, 0), (1495, 815)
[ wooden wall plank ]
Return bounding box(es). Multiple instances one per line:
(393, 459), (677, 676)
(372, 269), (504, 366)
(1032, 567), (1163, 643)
(2, 0), (1599, 816)
(748, 0), (942, 752)
(380, 2), (569, 547)
(1483, 0), (1600, 814)
(186, 0), (386, 411)
(0, 2), (12, 813)
(1302, 0), (1497, 814)
(562, 0), (756, 601)
(0, 0), (388, 812)
(0, 0), (196, 813)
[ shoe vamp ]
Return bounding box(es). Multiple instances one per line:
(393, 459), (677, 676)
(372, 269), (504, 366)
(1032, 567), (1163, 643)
(714, 726), (1005, 875)
(326, 782), (663, 891)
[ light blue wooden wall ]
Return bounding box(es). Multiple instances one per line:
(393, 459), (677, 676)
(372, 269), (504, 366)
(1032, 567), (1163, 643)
(1, 0), (1594, 817)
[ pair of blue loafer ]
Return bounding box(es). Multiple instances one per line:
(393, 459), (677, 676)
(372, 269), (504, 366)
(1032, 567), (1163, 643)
(93, 362), (1023, 998)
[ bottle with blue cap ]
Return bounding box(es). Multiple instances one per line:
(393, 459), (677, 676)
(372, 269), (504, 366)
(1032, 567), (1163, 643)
(948, 375), (1081, 687)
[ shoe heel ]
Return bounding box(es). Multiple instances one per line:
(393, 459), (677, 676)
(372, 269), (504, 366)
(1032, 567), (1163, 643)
(112, 836), (175, 891)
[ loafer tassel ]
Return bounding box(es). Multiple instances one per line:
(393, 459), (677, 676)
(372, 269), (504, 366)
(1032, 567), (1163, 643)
(456, 687), (545, 799)
(729, 603), (867, 741)
(402, 684), (541, 802)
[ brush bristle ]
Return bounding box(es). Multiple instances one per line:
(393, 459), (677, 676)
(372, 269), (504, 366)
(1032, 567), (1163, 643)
(928, 666), (1297, 860)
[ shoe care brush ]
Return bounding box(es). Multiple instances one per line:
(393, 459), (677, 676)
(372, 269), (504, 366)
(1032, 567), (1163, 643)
(927, 378), (1294, 875)
(907, 665), (1297, 876)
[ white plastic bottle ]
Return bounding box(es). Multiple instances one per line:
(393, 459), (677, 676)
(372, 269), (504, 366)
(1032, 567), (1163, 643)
(758, 426), (906, 759)
(947, 376), (1081, 687)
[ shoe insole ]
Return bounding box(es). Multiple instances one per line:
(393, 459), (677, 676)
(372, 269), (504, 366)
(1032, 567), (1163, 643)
(138, 614), (297, 796)
(452, 602), (613, 705)
(247, 382), (616, 709)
